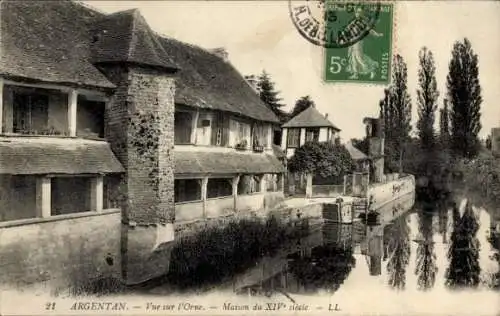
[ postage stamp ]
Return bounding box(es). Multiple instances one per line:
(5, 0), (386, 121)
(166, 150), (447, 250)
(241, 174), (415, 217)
(289, 1), (394, 84)
(324, 2), (394, 84)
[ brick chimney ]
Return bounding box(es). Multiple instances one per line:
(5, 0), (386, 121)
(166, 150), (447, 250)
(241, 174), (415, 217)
(325, 113), (329, 119)
(244, 75), (260, 93)
(210, 47), (229, 62)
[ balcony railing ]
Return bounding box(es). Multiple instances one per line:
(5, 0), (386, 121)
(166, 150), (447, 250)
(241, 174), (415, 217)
(253, 144), (264, 153)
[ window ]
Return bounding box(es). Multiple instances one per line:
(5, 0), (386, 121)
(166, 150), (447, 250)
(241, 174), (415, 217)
(0, 175), (37, 222)
(175, 179), (202, 203)
(266, 174), (278, 192)
(234, 120), (250, 146)
(210, 112), (229, 146)
(237, 175), (262, 195)
(252, 124), (268, 148)
(13, 91), (49, 134)
(77, 96), (105, 138)
(174, 111), (193, 144)
(305, 128), (320, 142)
(287, 128), (301, 148)
(207, 178), (233, 199)
(51, 177), (92, 215)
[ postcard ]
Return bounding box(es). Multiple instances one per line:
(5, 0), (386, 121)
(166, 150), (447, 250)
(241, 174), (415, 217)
(0, 1), (499, 315)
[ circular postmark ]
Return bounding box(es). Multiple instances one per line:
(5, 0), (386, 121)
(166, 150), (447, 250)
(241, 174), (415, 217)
(289, 0), (382, 48)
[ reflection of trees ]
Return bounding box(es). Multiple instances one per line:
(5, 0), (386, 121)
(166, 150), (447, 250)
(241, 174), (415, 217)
(487, 231), (500, 289)
(287, 245), (356, 293)
(386, 216), (411, 290)
(415, 210), (438, 291)
(445, 202), (481, 288)
(438, 202), (449, 243)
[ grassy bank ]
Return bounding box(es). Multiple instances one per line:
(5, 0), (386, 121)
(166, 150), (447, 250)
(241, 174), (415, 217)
(165, 215), (310, 291)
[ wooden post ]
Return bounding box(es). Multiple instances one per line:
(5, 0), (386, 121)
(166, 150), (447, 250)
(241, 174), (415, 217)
(191, 110), (199, 144)
(68, 89), (78, 137)
(201, 177), (208, 219)
(36, 177), (51, 218)
(90, 176), (104, 212)
(260, 174), (267, 193)
(232, 175), (240, 211)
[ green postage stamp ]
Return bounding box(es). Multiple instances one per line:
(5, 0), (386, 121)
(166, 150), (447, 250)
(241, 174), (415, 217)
(289, 1), (394, 84)
(324, 2), (394, 84)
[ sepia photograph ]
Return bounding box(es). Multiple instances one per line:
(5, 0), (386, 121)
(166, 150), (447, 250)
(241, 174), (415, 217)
(0, 0), (499, 315)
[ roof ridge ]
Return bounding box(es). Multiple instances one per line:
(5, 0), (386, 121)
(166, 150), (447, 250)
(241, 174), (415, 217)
(71, 0), (107, 16)
(127, 9), (140, 61)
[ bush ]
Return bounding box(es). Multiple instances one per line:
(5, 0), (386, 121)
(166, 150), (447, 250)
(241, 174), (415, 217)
(65, 276), (127, 297)
(166, 215), (308, 290)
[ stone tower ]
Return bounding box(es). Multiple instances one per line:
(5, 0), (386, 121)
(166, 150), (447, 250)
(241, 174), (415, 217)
(363, 117), (385, 183)
(91, 9), (179, 284)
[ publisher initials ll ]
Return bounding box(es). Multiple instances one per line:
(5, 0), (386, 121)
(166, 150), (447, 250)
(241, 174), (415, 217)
(329, 304), (340, 311)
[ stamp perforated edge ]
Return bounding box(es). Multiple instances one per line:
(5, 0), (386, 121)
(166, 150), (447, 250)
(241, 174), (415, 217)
(321, 0), (398, 86)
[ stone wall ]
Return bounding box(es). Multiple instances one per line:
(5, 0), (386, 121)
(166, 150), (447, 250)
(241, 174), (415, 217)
(368, 175), (415, 211)
(0, 210), (121, 294)
(100, 64), (176, 285)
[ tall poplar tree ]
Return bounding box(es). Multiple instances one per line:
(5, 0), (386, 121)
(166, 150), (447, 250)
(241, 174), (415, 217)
(439, 99), (451, 148)
(416, 47), (439, 151)
(446, 38), (483, 158)
(379, 54), (412, 172)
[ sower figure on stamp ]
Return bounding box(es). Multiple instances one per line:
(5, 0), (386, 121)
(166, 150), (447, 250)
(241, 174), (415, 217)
(346, 7), (384, 80)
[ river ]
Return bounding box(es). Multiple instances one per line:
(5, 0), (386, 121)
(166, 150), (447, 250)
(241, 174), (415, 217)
(140, 194), (500, 315)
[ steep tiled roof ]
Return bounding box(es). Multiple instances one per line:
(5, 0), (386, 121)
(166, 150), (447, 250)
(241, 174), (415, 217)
(0, 1), (279, 123)
(282, 107), (340, 130)
(90, 9), (178, 72)
(175, 151), (284, 174)
(0, 137), (124, 175)
(158, 37), (280, 123)
(0, 0), (115, 89)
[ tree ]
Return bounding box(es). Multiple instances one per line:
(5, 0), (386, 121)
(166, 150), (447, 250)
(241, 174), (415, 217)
(287, 142), (354, 179)
(486, 135), (492, 150)
(416, 47), (439, 151)
(290, 95), (315, 118)
(379, 54), (412, 172)
(445, 201), (481, 288)
(351, 137), (369, 155)
(257, 71), (286, 119)
(439, 99), (451, 148)
(447, 38), (483, 158)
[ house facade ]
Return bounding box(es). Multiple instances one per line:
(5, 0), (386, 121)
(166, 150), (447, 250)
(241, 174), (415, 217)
(0, 1), (284, 290)
(281, 107), (341, 158)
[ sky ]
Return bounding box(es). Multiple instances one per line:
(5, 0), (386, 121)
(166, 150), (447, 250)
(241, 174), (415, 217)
(83, 0), (500, 140)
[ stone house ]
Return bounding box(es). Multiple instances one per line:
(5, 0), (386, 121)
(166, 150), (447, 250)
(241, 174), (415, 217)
(0, 1), (284, 290)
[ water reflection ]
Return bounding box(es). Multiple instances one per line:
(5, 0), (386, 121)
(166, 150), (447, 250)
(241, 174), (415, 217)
(414, 209), (438, 291)
(385, 216), (411, 290)
(445, 201), (481, 288)
(230, 193), (500, 298)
